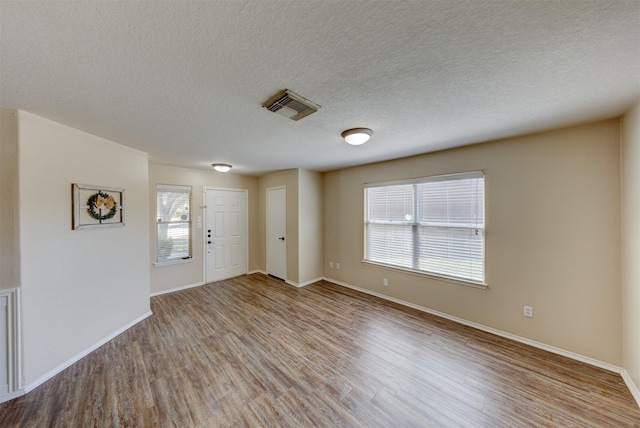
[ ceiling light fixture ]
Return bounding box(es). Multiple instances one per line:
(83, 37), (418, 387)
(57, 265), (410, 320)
(212, 163), (232, 173)
(341, 128), (373, 145)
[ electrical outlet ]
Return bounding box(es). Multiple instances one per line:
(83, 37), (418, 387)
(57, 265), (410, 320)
(336, 262), (341, 269)
(383, 278), (388, 287)
(524, 306), (533, 318)
(329, 261), (333, 269)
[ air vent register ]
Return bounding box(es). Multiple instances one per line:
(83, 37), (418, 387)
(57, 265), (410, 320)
(262, 89), (320, 121)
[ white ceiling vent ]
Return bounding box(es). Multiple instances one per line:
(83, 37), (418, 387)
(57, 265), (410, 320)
(262, 89), (320, 121)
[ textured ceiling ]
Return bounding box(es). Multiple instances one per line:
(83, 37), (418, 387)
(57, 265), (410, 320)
(1, 1), (639, 176)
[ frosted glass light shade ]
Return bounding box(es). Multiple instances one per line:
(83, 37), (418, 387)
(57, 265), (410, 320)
(212, 163), (232, 172)
(342, 128), (373, 145)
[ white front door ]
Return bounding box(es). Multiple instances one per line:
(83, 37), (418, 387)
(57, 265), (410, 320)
(266, 187), (287, 280)
(205, 189), (247, 283)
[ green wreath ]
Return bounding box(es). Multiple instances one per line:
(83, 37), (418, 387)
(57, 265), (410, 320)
(87, 191), (118, 221)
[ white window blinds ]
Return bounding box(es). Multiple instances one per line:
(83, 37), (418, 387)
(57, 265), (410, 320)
(365, 171), (485, 283)
(156, 184), (192, 263)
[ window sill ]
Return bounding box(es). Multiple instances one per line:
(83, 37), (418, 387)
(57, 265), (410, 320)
(361, 260), (488, 290)
(154, 257), (193, 267)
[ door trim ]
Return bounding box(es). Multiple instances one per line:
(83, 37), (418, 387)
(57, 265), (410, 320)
(202, 187), (249, 283)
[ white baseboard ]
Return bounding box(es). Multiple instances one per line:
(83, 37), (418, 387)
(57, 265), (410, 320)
(322, 277), (625, 375)
(151, 282), (205, 297)
(0, 388), (25, 404)
(285, 277), (322, 288)
(247, 271), (322, 287)
(246, 270), (298, 286)
(152, 272), (273, 297)
(24, 310), (153, 394)
(621, 369), (640, 407)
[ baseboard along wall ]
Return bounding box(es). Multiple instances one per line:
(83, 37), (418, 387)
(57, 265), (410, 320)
(320, 276), (640, 408)
(23, 311), (153, 396)
(151, 282), (205, 297)
(10, 273), (637, 408)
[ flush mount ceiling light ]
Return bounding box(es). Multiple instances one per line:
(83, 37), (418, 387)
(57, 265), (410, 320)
(212, 163), (232, 173)
(341, 128), (373, 145)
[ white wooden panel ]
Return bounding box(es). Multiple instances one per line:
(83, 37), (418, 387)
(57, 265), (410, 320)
(230, 211), (239, 237)
(0, 288), (19, 403)
(231, 243), (239, 267)
(214, 212), (224, 237)
(214, 246), (225, 269)
(0, 295), (8, 395)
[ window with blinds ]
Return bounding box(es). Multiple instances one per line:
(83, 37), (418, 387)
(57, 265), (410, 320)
(156, 184), (192, 264)
(364, 171), (485, 283)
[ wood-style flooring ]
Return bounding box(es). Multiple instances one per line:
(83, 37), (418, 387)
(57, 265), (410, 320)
(1, 273), (639, 427)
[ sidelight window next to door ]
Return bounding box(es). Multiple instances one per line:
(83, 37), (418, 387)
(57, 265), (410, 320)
(156, 184), (192, 264)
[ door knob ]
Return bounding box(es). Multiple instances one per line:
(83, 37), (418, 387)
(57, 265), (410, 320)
(208, 241), (212, 244)
(278, 237), (285, 241)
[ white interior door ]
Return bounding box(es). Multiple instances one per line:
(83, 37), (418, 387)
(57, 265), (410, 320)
(205, 189), (247, 283)
(266, 187), (287, 280)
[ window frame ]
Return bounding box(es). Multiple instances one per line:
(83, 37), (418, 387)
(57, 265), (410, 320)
(155, 184), (193, 266)
(363, 171), (486, 286)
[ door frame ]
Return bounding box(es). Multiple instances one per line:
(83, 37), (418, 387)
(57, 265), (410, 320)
(266, 185), (287, 281)
(202, 187), (249, 283)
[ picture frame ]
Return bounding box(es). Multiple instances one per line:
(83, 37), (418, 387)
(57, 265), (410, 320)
(72, 183), (125, 230)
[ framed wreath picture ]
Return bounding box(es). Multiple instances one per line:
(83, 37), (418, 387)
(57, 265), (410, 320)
(72, 183), (125, 229)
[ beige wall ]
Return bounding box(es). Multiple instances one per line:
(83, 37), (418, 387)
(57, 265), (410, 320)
(0, 107), (19, 290)
(5, 103), (633, 394)
(257, 168), (323, 286)
(324, 119), (622, 365)
(149, 164), (259, 294)
(17, 111), (151, 385)
(258, 169), (299, 283)
(622, 100), (640, 391)
(298, 169), (323, 284)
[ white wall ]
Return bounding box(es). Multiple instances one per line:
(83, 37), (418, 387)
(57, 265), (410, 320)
(324, 119), (622, 365)
(149, 164), (259, 295)
(18, 111), (151, 386)
(622, 100), (640, 395)
(0, 107), (19, 290)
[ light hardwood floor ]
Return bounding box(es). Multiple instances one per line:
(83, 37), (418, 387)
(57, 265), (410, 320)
(1, 273), (639, 427)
